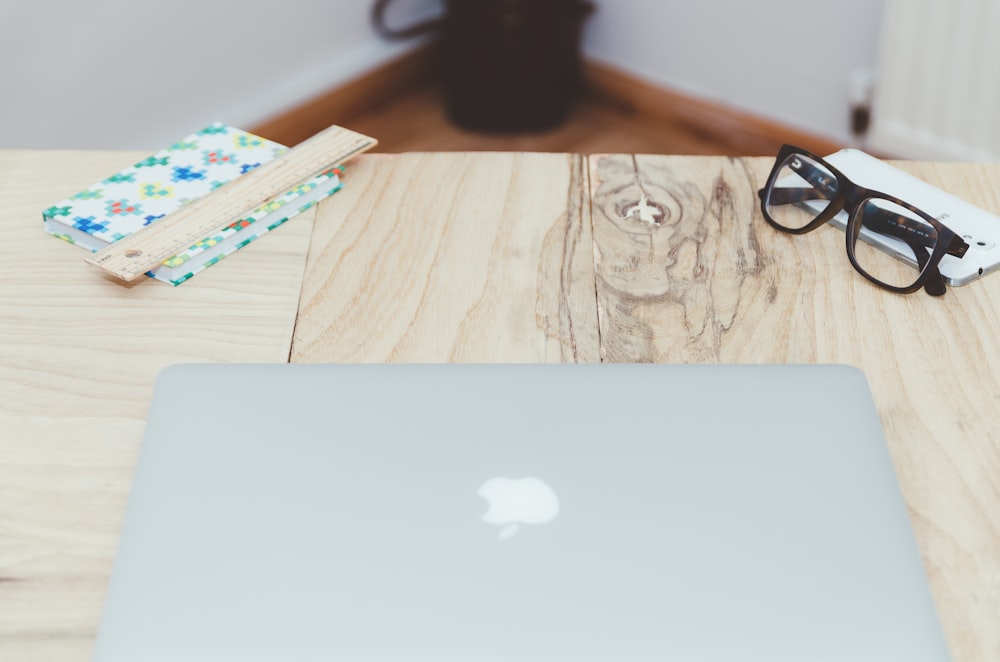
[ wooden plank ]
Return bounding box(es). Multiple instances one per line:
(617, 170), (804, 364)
(0, 149), (316, 661)
(291, 152), (600, 363)
(589, 153), (1000, 662)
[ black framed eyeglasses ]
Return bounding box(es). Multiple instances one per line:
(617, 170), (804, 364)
(758, 144), (969, 296)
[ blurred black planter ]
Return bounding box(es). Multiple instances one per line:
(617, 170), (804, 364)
(373, 0), (594, 132)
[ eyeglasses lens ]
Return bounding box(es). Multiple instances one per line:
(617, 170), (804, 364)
(765, 154), (839, 230)
(850, 198), (938, 289)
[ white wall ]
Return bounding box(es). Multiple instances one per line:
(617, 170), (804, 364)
(2, 0), (883, 150)
(0, 0), (439, 150)
(584, 0), (885, 145)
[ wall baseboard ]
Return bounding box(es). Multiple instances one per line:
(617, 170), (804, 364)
(251, 45), (843, 155)
(583, 60), (843, 156)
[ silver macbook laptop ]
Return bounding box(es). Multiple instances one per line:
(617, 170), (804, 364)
(92, 364), (951, 662)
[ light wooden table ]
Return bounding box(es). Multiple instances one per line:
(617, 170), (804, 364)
(1, 150), (998, 662)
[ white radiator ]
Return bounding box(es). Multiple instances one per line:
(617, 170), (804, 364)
(870, 0), (1000, 161)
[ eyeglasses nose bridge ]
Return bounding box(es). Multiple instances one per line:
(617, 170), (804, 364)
(841, 187), (865, 218)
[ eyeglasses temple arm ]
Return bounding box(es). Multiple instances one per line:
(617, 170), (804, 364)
(864, 211), (969, 258)
(921, 234), (971, 296)
(912, 246), (947, 296)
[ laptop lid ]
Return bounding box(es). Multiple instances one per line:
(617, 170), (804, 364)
(92, 364), (951, 662)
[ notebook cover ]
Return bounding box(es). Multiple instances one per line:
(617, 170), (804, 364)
(42, 122), (342, 285)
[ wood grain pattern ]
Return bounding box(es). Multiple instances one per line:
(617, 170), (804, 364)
(590, 154), (1000, 662)
(291, 152), (600, 363)
(0, 149), (316, 660)
(5, 147), (998, 662)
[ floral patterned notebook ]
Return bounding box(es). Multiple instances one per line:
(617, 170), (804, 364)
(42, 123), (343, 285)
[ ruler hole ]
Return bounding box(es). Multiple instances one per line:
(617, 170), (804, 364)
(124, 249), (144, 259)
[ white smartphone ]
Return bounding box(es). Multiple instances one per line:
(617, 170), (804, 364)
(822, 148), (1000, 286)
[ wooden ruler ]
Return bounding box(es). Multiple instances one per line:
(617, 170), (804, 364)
(85, 125), (378, 281)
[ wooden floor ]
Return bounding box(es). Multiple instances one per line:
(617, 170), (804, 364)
(311, 83), (843, 157)
(251, 50), (846, 157)
(344, 85), (750, 155)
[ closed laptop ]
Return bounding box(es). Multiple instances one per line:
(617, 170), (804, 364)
(92, 363), (951, 662)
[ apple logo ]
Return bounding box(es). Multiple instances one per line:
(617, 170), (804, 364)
(477, 476), (561, 541)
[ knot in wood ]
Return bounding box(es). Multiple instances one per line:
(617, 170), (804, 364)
(620, 195), (666, 225)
